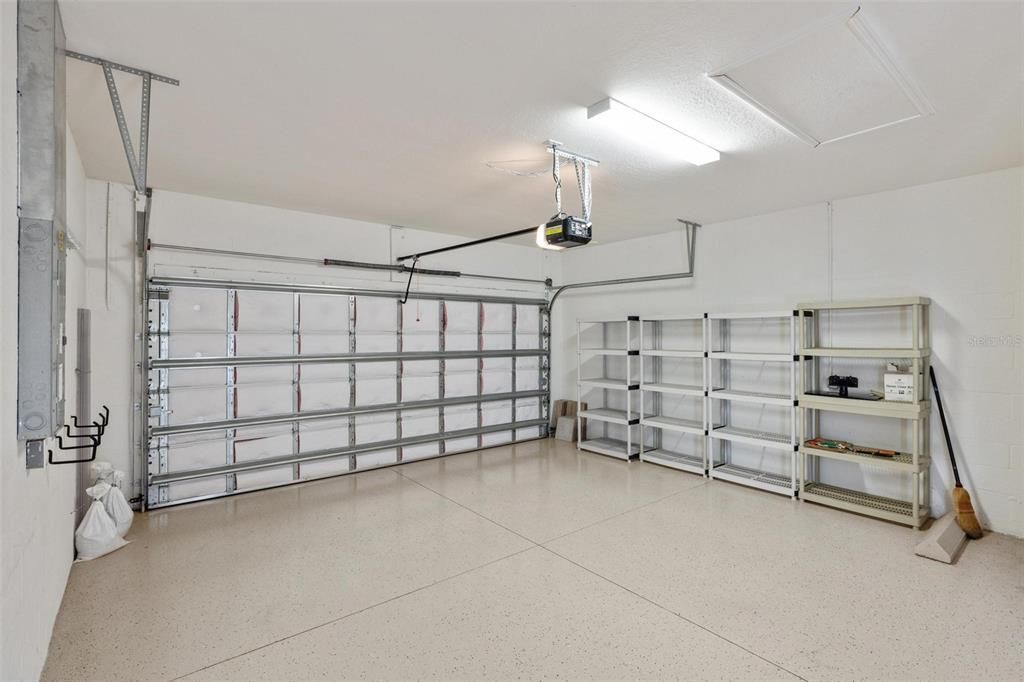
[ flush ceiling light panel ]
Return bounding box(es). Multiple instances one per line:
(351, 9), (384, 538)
(586, 97), (721, 165)
(708, 6), (934, 147)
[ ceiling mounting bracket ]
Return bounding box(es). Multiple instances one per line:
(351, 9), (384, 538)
(66, 50), (179, 195)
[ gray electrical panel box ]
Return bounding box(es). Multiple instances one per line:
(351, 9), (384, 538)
(17, 0), (67, 448)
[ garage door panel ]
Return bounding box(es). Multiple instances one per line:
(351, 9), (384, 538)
(356, 374), (397, 406)
(299, 331), (351, 355)
(147, 280), (548, 508)
(444, 361), (477, 397)
(299, 378), (351, 411)
(299, 456), (351, 479)
(299, 363), (350, 381)
(299, 294), (349, 332)
(169, 332), (228, 359)
(358, 450), (398, 468)
(233, 332), (292, 357)
(168, 289), (227, 331)
(234, 291), (293, 332)
(355, 297), (397, 353)
(299, 420), (349, 452)
(403, 303), (439, 352)
(402, 361), (439, 401)
(235, 382), (293, 418)
(165, 390), (226, 426)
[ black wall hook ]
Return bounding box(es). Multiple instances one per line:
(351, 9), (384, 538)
(48, 405), (109, 465)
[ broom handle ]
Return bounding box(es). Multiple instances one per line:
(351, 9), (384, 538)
(929, 366), (962, 488)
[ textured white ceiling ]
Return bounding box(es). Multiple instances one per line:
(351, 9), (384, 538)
(61, 1), (1022, 243)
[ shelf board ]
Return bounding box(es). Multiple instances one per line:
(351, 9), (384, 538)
(802, 482), (927, 527)
(641, 449), (705, 475)
(799, 393), (929, 419)
(800, 347), (929, 359)
(710, 463), (794, 496)
(797, 297), (930, 310)
(578, 347), (634, 356)
(641, 415), (704, 435)
(801, 443), (926, 472)
(579, 437), (639, 460)
(578, 378), (638, 391)
(641, 349), (704, 358)
(641, 314), (706, 321)
(708, 311), (795, 320)
(709, 351), (794, 363)
(709, 388), (793, 406)
(579, 408), (639, 426)
(709, 425), (792, 450)
(641, 382), (704, 396)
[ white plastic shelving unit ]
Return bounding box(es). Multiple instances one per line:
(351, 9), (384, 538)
(638, 314), (708, 475)
(797, 297), (931, 528)
(577, 317), (641, 460)
(705, 311), (802, 497)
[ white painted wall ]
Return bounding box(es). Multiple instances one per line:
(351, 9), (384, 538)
(555, 166), (1023, 536)
(84, 184), (559, 499)
(0, 3), (91, 676)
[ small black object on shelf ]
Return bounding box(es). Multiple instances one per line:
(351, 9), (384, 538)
(827, 375), (859, 398)
(48, 405), (109, 465)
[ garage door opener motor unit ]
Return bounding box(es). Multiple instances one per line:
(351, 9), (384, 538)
(397, 141), (597, 264)
(541, 215), (591, 249)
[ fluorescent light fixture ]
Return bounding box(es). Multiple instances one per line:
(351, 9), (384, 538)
(586, 97), (720, 166)
(535, 222), (565, 251)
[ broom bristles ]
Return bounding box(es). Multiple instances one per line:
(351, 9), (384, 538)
(952, 486), (983, 539)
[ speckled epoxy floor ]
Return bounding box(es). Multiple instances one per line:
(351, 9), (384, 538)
(42, 439), (1023, 681)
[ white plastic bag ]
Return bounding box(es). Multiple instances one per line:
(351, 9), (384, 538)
(90, 460), (115, 484)
(75, 482), (128, 561)
(102, 473), (133, 537)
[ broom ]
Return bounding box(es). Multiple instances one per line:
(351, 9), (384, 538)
(929, 366), (983, 539)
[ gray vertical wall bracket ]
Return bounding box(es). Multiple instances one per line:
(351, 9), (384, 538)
(17, 1), (67, 460)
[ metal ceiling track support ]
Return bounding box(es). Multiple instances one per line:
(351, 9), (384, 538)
(146, 242), (548, 286)
(66, 50), (178, 194)
(151, 348), (546, 370)
(149, 275), (548, 306)
(395, 141), (598, 263)
(150, 418), (549, 488)
(547, 220), (698, 310)
(151, 389), (546, 438)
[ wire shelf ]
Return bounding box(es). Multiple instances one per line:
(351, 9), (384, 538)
(709, 388), (792, 406)
(711, 463), (793, 495)
(802, 482), (925, 526)
(641, 449), (704, 474)
(641, 415), (703, 434)
(710, 425), (792, 450)
(580, 437), (640, 460)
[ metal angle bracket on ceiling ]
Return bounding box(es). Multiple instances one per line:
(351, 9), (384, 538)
(546, 219), (699, 310)
(66, 50), (179, 195)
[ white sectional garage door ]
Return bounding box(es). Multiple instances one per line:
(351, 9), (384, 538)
(145, 276), (550, 508)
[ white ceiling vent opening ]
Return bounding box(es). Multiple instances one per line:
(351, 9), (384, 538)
(709, 7), (934, 147)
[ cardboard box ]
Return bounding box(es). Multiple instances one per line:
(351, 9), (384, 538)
(549, 400), (586, 439)
(884, 372), (915, 402)
(554, 416), (578, 442)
